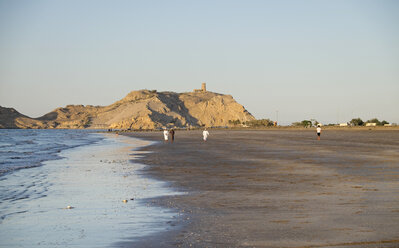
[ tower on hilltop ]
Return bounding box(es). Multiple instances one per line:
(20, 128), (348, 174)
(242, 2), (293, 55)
(201, 82), (206, 92)
(193, 82), (207, 93)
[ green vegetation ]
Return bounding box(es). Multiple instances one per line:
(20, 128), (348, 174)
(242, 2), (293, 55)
(245, 119), (274, 127)
(366, 118), (389, 126)
(349, 118), (364, 126)
(348, 117), (389, 126)
(290, 118), (391, 127)
(228, 119), (241, 125)
(229, 119), (276, 127)
(229, 117), (392, 128)
(292, 120), (313, 127)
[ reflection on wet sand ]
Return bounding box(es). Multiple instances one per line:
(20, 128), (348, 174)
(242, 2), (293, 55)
(125, 129), (399, 247)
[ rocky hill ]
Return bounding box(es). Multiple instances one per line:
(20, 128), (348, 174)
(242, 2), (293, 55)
(0, 90), (255, 129)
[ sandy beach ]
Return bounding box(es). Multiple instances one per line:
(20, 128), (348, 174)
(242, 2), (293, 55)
(123, 129), (399, 248)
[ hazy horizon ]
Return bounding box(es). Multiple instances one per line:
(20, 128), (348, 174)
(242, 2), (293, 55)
(1, 0), (398, 125)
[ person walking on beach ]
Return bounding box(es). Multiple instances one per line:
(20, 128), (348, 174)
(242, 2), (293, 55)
(163, 128), (169, 142)
(316, 125), (321, 140)
(169, 129), (175, 143)
(203, 128), (209, 142)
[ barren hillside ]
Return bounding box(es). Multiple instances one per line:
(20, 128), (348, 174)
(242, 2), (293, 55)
(0, 90), (255, 129)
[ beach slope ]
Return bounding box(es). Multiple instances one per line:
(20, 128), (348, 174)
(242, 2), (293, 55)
(124, 130), (399, 247)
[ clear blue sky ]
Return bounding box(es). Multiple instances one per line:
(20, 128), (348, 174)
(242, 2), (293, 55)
(1, 0), (398, 125)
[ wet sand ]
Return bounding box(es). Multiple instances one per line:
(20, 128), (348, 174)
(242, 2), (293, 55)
(123, 130), (399, 248)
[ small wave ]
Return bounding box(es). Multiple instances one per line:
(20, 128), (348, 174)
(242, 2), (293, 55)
(0, 162), (43, 175)
(15, 140), (36, 145)
(10, 195), (30, 202)
(0, 130), (103, 176)
(0, 143), (13, 149)
(0, 210), (28, 224)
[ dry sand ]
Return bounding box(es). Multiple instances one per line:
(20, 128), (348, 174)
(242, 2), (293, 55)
(122, 129), (399, 248)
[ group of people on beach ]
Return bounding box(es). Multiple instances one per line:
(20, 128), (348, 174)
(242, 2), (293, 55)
(163, 128), (175, 143)
(163, 128), (210, 143)
(162, 126), (321, 142)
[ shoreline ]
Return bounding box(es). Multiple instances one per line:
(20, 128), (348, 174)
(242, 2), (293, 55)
(2, 124), (399, 131)
(108, 125), (399, 132)
(0, 133), (181, 248)
(123, 129), (399, 247)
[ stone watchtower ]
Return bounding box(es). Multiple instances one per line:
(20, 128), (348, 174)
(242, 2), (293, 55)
(193, 82), (207, 93)
(201, 82), (206, 92)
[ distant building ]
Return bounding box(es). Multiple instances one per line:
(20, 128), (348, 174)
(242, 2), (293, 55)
(202, 82), (206, 91)
(194, 82), (207, 93)
(339, 123), (348, 127)
(366, 123), (377, 127)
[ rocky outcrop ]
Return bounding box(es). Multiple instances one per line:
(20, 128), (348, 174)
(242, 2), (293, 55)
(0, 90), (255, 129)
(0, 107), (45, 129)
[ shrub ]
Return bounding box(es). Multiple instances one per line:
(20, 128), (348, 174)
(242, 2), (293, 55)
(380, 120), (389, 126)
(228, 119), (241, 125)
(292, 120), (313, 127)
(365, 118), (389, 126)
(349, 118), (364, 126)
(244, 119), (274, 127)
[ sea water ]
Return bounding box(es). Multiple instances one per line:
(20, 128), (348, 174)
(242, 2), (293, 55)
(0, 130), (179, 247)
(0, 129), (100, 174)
